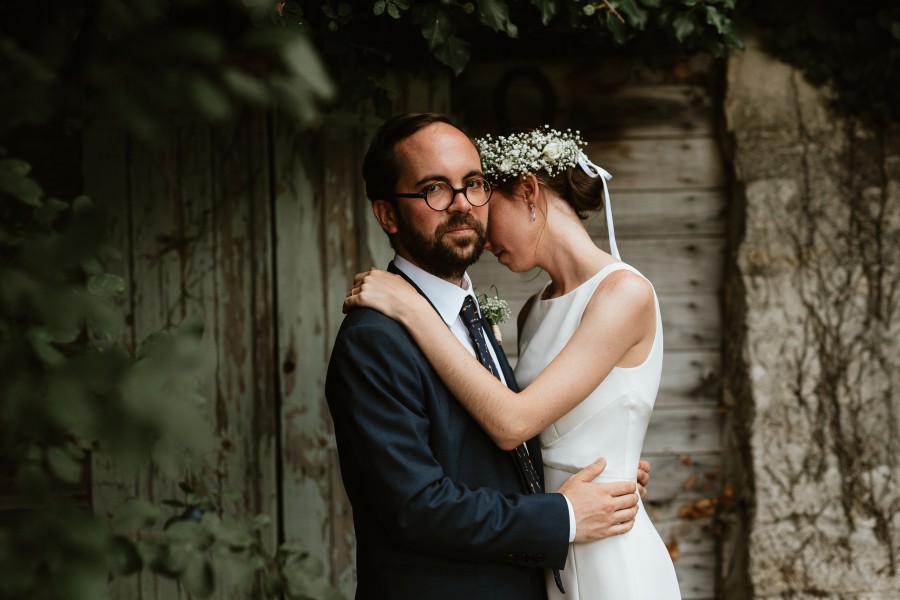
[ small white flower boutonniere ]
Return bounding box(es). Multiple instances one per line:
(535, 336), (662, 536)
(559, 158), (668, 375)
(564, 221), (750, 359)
(478, 289), (511, 345)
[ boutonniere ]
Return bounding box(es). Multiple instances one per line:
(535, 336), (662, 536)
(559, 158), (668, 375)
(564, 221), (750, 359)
(478, 287), (511, 345)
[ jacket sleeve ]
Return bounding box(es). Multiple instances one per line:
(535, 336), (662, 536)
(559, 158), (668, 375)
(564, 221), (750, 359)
(326, 311), (570, 568)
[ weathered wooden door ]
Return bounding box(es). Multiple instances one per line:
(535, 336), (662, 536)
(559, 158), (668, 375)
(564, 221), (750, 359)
(86, 57), (726, 598)
(84, 73), (452, 599)
(458, 56), (727, 599)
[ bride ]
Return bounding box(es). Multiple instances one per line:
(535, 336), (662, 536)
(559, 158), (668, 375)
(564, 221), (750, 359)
(345, 126), (681, 600)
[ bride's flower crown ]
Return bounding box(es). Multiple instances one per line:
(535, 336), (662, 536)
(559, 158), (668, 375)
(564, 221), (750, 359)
(475, 125), (623, 261)
(475, 126), (587, 182)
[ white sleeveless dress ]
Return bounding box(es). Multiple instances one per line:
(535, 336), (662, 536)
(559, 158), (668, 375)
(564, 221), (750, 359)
(515, 262), (681, 600)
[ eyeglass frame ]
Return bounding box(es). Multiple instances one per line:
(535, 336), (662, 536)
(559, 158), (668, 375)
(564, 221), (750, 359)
(394, 177), (494, 211)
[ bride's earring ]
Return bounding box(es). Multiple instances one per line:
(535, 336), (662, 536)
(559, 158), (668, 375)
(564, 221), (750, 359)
(530, 203), (536, 222)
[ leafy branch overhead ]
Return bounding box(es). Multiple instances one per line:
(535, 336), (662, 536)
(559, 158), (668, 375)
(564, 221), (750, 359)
(276, 0), (744, 110)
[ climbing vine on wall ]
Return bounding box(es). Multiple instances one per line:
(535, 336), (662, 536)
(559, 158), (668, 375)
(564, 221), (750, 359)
(747, 0), (900, 126)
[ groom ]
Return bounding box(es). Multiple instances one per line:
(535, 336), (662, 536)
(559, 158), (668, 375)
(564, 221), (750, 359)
(326, 113), (644, 600)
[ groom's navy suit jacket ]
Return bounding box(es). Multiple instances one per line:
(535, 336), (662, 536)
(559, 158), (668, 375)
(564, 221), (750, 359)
(326, 262), (569, 600)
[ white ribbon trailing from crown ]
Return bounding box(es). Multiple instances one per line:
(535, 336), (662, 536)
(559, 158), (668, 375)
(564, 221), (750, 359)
(577, 153), (620, 260)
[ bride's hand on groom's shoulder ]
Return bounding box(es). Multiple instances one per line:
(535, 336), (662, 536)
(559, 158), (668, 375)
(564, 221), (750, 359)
(558, 458), (641, 543)
(342, 268), (421, 320)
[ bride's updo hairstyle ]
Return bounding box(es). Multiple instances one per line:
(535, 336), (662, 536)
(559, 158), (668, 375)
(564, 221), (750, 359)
(515, 166), (606, 220)
(476, 126), (612, 220)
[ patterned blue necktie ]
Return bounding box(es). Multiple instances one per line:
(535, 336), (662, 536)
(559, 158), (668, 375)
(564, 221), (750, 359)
(459, 295), (566, 594)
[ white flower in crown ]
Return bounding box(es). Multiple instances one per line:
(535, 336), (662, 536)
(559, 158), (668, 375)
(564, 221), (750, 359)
(543, 141), (562, 160)
(476, 126), (587, 182)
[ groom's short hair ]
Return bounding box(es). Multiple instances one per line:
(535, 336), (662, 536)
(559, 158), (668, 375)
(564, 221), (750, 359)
(362, 112), (461, 203)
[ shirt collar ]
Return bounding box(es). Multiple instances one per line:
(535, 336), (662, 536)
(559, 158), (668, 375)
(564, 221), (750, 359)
(393, 254), (478, 326)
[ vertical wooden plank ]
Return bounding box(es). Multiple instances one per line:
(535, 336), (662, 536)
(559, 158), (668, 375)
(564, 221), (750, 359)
(209, 110), (279, 595)
(127, 123), (188, 600)
(273, 111), (338, 586)
(322, 116), (368, 596)
(88, 110), (278, 597)
(83, 119), (141, 600)
(245, 111), (280, 558)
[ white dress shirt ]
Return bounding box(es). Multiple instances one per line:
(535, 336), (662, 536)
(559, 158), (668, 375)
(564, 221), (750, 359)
(392, 255), (576, 542)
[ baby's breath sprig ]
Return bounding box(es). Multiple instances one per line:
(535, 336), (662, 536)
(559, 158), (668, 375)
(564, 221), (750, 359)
(476, 126), (587, 182)
(478, 287), (511, 345)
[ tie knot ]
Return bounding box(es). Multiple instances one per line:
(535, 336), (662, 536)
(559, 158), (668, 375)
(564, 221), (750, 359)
(460, 295), (481, 326)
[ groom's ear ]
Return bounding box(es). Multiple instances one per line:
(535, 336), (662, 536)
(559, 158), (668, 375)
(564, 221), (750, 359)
(372, 199), (399, 235)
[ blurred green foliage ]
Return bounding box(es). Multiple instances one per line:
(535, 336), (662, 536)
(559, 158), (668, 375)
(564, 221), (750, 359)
(0, 162), (344, 599)
(0, 0), (335, 139)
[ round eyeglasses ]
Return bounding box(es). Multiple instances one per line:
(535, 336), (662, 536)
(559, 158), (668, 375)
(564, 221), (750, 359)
(395, 178), (493, 211)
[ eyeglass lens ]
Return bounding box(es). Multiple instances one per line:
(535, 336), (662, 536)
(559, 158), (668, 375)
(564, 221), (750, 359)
(426, 180), (491, 210)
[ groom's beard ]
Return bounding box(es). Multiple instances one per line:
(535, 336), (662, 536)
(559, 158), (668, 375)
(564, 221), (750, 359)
(396, 212), (486, 281)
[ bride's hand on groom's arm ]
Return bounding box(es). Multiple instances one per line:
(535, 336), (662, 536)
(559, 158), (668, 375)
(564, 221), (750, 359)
(558, 458), (641, 543)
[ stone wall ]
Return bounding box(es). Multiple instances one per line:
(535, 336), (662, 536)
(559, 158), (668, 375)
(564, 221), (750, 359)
(721, 33), (900, 598)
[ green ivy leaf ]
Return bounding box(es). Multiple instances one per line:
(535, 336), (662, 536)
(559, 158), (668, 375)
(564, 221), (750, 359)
(110, 536), (143, 575)
(280, 37), (336, 101)
(181, 554), (214, 598)
(222, 68), (268, 104)
(720, 16), (744, 50)
(27, 327), (67, 366)
(612, 0), (647, 29)
(176, 314), (205, 340)
(114, 498), (161, 530)
(606, 10), (628, 44)
(263, 571), (284, 596)
(704, 5), (727, 34)
(46, 446), (83, 483)
(672, 12), (696, 42)
(421, 6), (455, 51)
(33, 198), (68, 229)
(252, 513), (272, 530)
(72, 194), (93, 213)
(136, 330), (173, 360)
(373, 0), (386, 15)
(433, 35), (471, 75)
(0, 159), (43, 206)
(639, 0), (662, 7)
(211, 520), (254, 550)
(190, 78), (231, 120)
(529, 0), (557, 26)
(477, 0), (518, 38)
(88, 273), (126, 298)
